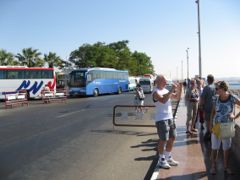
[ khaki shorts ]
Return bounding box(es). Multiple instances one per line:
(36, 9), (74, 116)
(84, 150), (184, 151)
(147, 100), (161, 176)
(155, 119), (177, 141)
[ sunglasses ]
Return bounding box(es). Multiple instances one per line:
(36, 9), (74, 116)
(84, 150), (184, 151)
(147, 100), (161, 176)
(215, 87), (219, 91)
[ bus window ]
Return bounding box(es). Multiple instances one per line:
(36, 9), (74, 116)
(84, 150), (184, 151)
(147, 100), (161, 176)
(7, 70), (18, 79)
(0, 70), (6, 79)
(87, 74), (92, 82)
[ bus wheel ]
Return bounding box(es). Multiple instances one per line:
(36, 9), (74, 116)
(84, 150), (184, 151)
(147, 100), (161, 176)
(93, 89), (99, 97)
(118, 87), (122, 94)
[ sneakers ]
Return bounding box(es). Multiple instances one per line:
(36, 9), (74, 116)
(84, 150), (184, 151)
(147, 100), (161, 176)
(158, 159), (171, 169)
(167, 157), (179, 166)
(158, 157), (179, 169)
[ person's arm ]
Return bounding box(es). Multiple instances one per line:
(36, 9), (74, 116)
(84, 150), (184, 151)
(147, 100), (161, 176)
(209, 106), (216, 131)
(171, 83), (182, 100)
(199, 87), (206, 106)
(153, 85), (176, 104)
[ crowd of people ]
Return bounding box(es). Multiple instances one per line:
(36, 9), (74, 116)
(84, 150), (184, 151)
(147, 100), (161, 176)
(149, 73), (240, 176)
(183, 75), (240, 175)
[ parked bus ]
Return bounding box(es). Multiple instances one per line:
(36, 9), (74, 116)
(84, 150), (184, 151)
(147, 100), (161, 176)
(0, 66), (56, 99)
(139, 77), (154, 93)
(56, 72), (69, 89)
(68, 67), (129, 96)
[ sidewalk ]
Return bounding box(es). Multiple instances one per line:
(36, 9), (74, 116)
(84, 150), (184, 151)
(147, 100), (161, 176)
(151, 100), (240, 180)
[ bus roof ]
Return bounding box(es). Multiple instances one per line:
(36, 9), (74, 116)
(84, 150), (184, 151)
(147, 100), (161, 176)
(0, 66), (54, 70)
(73, 67), (128, 72)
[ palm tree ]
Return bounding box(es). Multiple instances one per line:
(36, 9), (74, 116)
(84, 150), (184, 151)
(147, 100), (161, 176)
(16, 48), (42, 67)
(43, 52), (63, 68)
(0, 49), (19, 65)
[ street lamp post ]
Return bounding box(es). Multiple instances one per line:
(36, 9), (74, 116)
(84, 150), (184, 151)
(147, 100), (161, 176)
(196, 0), (202, 77)
(181, 60), (183, 80)
(186, 48), (189, 79)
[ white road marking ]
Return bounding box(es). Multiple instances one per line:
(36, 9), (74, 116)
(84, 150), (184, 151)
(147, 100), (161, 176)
(150, 167), (160, 180)
(56, 110), (84, 118)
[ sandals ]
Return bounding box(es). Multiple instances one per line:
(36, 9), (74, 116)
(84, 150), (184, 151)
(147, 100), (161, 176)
(224, 168), (233, 175)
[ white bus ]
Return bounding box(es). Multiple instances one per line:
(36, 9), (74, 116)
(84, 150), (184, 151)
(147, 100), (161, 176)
(0, 66), (56, 99)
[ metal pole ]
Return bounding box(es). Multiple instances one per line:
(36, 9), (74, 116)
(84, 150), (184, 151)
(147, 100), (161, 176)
(176, 66), (178, 80)
(186, 48), (189, 79)
(196, 0), (202, 77)
(181, 60), (183, 80)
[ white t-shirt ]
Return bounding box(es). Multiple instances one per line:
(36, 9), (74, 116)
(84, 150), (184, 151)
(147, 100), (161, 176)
(153, 88), (173, 122)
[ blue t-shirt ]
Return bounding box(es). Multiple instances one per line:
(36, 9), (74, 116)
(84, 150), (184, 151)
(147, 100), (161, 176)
(213, 94), (238, 123)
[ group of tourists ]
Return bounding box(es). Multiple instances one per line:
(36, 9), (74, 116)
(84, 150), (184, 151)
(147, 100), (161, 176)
(151, 74), (240, 176)
(185, 75), (240, 174)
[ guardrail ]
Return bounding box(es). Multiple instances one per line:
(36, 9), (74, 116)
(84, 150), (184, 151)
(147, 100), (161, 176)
(112, 100), (180, 127)
(4, 92), (29, 108)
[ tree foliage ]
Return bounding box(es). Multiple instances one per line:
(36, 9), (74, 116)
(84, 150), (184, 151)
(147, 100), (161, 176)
(16, 48), (43, 67)
(70, 40), (154, 75)
(44, 52), (63, 68)
(1, 40), (155, 75)
(0, 49), (19, 66)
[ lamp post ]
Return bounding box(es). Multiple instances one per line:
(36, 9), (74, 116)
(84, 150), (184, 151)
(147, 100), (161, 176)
(196, 0), (202, 77)
(186, 48), (189, 79)
(181, 60), (183, 80)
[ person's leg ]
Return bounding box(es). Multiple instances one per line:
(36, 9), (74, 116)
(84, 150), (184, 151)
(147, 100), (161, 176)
(191, 103), (198, 131)
(165, 119), (178, 166)
(204, 112), (211, 140)
(156, 121), (171, 169)
(210, 133), (221, 174)
(199, 109), (204, 130)
(210, 149), (218, 174)
(194, 107), (199, 129)
(186, 103), (193, 132)
(222, 138), (233, 174)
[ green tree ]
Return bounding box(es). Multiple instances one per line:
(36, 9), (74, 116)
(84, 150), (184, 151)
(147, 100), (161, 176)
(69, 44), (97, 68)
(16, 48), (43, 67)
(44, 52), (63, 68)
(108, 40), (131, 70)
(69, 40), (155, 75)
(132, 51), (154, 76)
(92, 42), (117, 67)
(0, 49), (19, 65)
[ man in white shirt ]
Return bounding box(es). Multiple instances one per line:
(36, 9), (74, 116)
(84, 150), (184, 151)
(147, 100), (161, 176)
(152, 75), (181, 169)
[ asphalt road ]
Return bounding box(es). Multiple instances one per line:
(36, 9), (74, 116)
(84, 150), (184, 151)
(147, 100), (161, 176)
(0, 92), (158, 180)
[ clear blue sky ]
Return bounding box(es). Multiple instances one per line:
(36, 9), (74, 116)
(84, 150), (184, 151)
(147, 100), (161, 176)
(1, 0), (240, 79)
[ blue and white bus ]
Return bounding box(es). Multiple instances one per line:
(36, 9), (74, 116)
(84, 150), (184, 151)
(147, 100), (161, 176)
(0, 66), (56, 99)
(68, 67), (129, 96)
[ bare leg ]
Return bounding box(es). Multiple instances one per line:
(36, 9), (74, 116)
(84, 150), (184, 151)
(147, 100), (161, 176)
(223, 149), (232, 174)
(166, 137), (175, 152)
(210, 149), (218, 174)
(158, 139), (166, 155)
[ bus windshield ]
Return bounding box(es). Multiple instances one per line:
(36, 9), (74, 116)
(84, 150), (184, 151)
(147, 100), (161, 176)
(139, 79), (151, 85)
(69, 70), (86, 87)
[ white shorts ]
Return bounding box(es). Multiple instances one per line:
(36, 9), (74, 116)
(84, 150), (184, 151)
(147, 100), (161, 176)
(211, 133), (231, 150)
